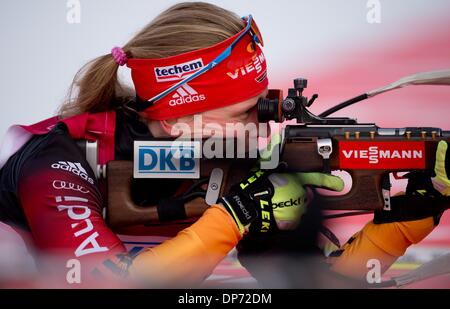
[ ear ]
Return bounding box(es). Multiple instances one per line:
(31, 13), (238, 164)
(160, 116), (195, 137)
(159, 119), (175, 136)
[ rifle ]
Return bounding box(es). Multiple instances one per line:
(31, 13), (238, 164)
(105, 70), (450, 229)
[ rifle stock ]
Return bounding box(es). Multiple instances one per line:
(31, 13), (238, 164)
(106, 159), (254, 228)
(282, 133), (450, 210)
(106, 134), (449, 228)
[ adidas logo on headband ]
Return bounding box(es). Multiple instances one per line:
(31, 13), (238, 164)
(155, 58), (204, 82)
(169, 84), (206, 106)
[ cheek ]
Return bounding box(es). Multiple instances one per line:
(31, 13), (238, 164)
(199, 107), (262, 137)
(202, 113), (244, 126)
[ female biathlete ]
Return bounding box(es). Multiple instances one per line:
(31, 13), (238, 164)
(0, 2), (448, 287)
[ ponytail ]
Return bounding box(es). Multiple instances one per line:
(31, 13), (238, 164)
(59, 53), (133, 118)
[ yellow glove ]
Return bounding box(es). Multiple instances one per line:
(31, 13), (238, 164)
(258, 134), (344, 231)
(432, 141), (450, 196)
(269, 172), (344, 230)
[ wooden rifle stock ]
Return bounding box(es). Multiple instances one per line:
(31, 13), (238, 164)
(106, 158), (254, 229)
(282, 135), (450, 210)
(106, 135), (449, 228)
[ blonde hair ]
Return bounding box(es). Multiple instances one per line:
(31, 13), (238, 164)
(59, 2), (244, 118)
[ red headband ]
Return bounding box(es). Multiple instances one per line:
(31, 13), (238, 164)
(127, 29), (268, 120)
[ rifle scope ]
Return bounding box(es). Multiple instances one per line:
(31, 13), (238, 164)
(257, 78), (357, 125)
